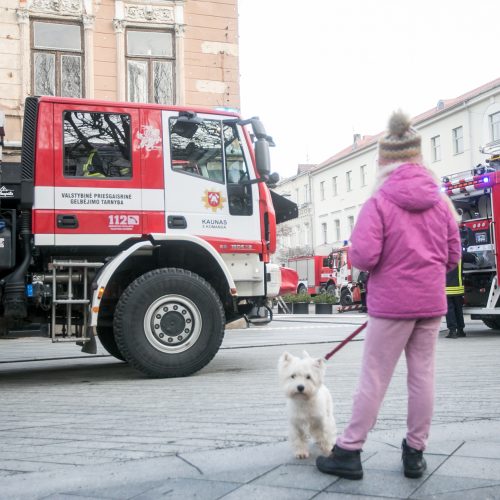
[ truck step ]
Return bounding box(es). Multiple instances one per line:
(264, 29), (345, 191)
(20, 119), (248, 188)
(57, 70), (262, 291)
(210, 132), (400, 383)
(53, 299), (90, 305)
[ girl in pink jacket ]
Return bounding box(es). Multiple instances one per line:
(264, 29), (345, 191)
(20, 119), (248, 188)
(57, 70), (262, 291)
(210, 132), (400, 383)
(317, 111), (461, 480)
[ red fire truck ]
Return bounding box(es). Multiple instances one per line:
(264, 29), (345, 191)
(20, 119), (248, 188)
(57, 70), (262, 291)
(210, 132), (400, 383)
(442, 146), (500, 329)
(327, 246), (364, 306)
(0, 96), (298, 377)
(285, 255), (334, 295)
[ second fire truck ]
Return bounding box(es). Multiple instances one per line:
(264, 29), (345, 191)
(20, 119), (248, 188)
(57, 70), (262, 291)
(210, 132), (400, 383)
(442, 145), (500, 329)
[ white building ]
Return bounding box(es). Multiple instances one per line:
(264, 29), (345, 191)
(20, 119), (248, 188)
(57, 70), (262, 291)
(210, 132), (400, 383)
(275, 77), (500, 259)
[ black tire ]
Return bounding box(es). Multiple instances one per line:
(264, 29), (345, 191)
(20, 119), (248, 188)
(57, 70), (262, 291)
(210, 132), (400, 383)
(482, 318), (500, 330)
(297, 284), (307, 294)
(114, 268), (225, 378)
(96, 326), (126, 361)
(340, 288), (353, 306)
(326, 284), (336, 296)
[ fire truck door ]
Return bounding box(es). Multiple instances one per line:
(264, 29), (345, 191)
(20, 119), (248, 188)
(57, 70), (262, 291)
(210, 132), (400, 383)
(52, 104), (142, 246)
(162, 111), (261, 246)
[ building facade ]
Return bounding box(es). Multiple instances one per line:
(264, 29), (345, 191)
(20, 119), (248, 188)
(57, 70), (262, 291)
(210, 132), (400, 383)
(275, 78), (500, 259)
(0, 0), (239, 155)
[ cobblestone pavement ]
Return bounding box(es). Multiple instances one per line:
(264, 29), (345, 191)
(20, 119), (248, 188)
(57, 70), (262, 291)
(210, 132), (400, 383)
(0, 315), (499, 499)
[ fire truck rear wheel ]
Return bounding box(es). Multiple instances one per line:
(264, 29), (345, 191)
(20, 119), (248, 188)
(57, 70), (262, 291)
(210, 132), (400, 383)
(482, 318), (500, 330)
(114, 268), (225, 378)
(96, 327), (126, 361)
(297, 284), (307, 294)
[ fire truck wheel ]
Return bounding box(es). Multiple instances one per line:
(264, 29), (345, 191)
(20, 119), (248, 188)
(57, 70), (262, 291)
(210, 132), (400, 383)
(326, 284), (336, 296)
(114, 268), (225, 378)
(96, 327), (126, 361)
(482, 318), (500, 330)
(297, 284), (307, 294)
(340, 289), (353, 306)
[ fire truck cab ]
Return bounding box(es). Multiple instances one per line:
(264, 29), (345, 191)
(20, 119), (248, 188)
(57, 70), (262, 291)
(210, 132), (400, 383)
(442, 146), (500, 329)
(0, 96), (297, 377)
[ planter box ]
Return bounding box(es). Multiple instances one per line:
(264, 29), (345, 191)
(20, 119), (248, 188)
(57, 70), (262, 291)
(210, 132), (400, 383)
(314, 303), (333, 314)
(293, 302), (309, 314)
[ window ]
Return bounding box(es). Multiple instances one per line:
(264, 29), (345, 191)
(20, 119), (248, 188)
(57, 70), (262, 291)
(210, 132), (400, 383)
(431, 135), (441, 162)
(332, 176), (338, 197)
(32, 21), (83, 97)
(360, 165), (367, 186)
(127, 29), (175, 104)
(170, 117), (223, 183)
(346, 171), (352, 191)
(334, 219), (340, 241)
(63, 111), (132, 178)
(320, 181), (325, 201)
(452, 127), (463, 154)
(490, 112), (500, 142)
(295, 188), (300, 205)
(321, 222), (328, 244)
(304, 223), (309, 245)
(225, 123), (252, 215)
(303, 184), (309, 204)
(348, 215), (355, 235)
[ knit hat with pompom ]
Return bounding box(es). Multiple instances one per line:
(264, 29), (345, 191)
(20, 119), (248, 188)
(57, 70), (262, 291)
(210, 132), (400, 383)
(378, 110), (421, 162)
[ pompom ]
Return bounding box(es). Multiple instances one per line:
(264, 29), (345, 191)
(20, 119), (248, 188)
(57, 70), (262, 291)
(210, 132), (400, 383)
(388, 110), (411, 137)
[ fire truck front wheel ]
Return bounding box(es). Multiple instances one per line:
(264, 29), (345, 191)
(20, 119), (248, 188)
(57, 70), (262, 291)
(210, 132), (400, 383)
(114, 268), (225, 378)
(340, 288), (353, 306)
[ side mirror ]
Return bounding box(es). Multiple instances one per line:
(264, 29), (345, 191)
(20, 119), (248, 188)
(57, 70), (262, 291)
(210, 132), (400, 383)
(171, 111), (202, 139)
(255, 138), (270, 176)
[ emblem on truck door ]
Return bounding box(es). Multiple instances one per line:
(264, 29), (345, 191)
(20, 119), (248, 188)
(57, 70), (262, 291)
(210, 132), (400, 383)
(136, 125), (161, 151)
(202, 189), (226, 212)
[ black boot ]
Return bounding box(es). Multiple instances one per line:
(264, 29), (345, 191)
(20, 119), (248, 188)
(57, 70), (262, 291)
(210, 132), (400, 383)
(316, 445), (363, 480)
(457, 329), (466, 337)
(401, 439), (426, 478)
(445, 329), (458, 338)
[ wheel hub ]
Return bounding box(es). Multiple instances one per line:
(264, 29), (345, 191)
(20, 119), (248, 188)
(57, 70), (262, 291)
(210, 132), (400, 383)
(144, 295), (201, 353)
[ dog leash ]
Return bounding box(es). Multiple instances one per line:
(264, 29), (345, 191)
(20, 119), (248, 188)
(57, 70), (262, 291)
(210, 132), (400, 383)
(324, 321), (368, 361)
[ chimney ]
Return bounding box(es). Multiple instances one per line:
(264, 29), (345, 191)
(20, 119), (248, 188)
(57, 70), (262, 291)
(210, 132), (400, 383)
(352, 133), (361, 150)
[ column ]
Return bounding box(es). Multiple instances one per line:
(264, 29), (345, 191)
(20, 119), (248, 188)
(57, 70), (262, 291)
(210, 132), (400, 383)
(82, 14), (95, 99)
(16, 8), (30, 104)
(113, 19), (126, 101)
(175, 24), (185, 105)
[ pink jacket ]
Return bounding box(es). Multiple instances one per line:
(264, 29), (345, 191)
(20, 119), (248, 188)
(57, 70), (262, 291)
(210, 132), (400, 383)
(350, 163), (461, 319)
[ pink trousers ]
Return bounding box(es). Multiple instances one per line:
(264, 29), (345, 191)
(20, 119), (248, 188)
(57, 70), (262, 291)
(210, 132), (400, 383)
(337, 315), (441, 452)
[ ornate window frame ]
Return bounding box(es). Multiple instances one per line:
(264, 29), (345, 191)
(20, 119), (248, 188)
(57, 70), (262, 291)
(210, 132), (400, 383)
(17, 0), (95, 100)
(113, 1), (185, 104)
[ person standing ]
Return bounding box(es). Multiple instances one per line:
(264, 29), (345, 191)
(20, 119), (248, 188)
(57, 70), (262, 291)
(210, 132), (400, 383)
(445, 252), (477, 338)
(316, 110), (461, 480)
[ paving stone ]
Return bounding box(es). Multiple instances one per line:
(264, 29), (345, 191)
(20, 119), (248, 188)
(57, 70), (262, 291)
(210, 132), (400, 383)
(131, 478), (240, 500)
(435, 456), (500, 481)
(362, 449), (447, 474)
(253, 463), (336, 491)
(410, 474), (500, 498)
(315, 492), (394, 500)
(219, 483), (315, 500)
(326, 469), (427, 498)
(453, 441), (500, 459)
(59, 479), (167, 499)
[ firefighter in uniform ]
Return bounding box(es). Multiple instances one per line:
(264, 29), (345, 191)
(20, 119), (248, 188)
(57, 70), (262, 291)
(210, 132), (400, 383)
(445, 251), (477, 338)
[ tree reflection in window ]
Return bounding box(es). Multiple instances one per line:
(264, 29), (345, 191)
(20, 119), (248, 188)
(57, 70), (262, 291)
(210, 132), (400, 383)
(63, 111), (132, 179)
(169, 117), (224, 183)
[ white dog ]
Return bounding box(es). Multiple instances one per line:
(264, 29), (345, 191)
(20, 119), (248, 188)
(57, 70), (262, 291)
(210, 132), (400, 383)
(278, 351), (337, 459)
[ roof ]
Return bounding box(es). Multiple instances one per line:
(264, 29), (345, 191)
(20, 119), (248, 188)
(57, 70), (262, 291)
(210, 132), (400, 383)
(315, 76), (500, 170)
